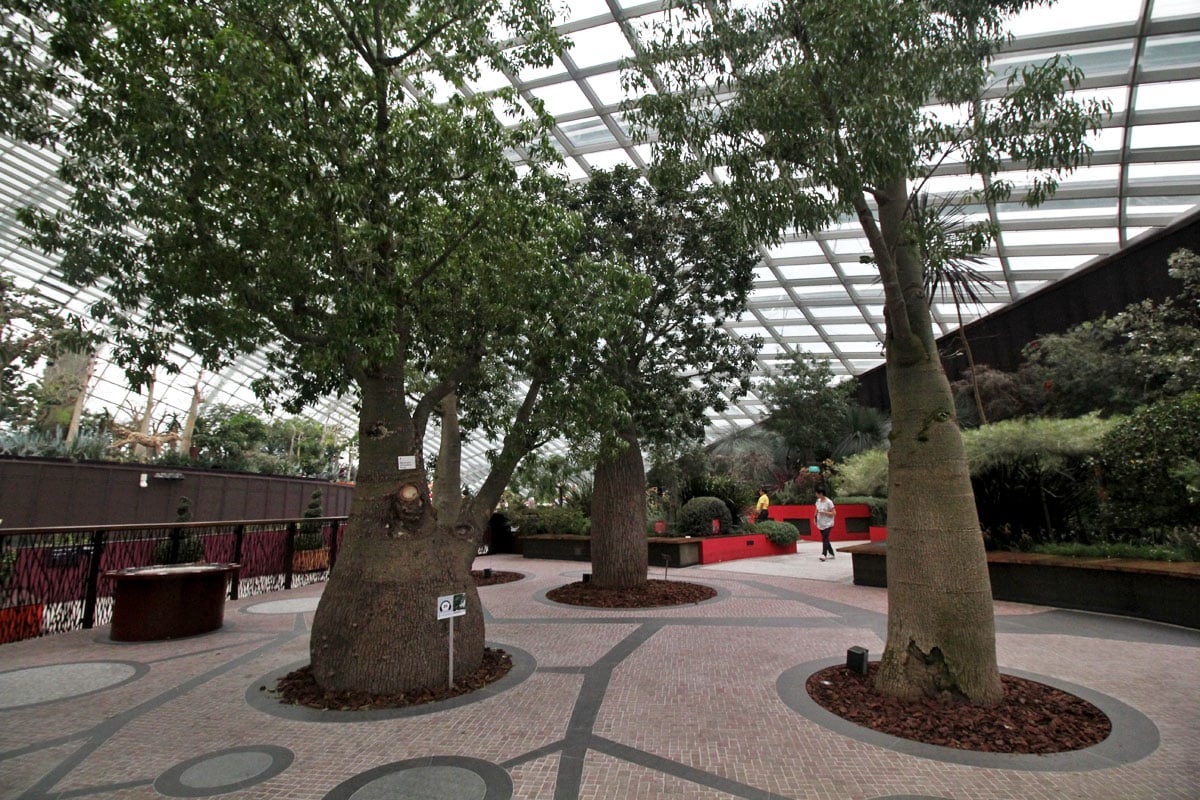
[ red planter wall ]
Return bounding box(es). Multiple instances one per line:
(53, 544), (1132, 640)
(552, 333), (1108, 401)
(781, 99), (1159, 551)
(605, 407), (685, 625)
(765, 504), (872, 542)
(697, 534), (797, 565)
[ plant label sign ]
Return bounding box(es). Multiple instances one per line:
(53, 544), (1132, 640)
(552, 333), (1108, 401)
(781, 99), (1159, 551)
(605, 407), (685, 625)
(436, 593), (467, 620)
(397, 455), (417, 470)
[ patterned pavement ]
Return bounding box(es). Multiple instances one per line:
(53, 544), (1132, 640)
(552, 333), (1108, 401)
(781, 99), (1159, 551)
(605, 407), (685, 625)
(1, 547), (1197, 800)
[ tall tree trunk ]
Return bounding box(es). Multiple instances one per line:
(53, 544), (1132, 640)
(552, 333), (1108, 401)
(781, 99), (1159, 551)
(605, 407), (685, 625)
(135, 375), (155, 460)
(179, 380), (204, 456)
(869, 176), (1002, 705)
(65, 354), (94, 446)
(590, 429), (648, 589)
(309, 373), (483, 694)
(433, 389), (462, 522)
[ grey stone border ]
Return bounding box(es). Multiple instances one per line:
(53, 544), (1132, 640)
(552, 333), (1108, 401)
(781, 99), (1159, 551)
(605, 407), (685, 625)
(0, 660), (149, 710)
(153, 744), (294, 798)
(244, 641), (536, 723)
(321, 755), (512, 800)
(533, 579), (729, 610)
(777, 656), (1160, 772)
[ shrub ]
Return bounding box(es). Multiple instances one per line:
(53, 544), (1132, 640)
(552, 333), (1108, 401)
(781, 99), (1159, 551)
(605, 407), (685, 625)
(1033, 540), (1190, 562)
(505, 506), (590, 536)
(835, 495), (888, 527)
(153, 497), (203, 564)
(1097, 393), (1200, 534)
(678, 496), (733, 537)
(295, 489), (325, 551)
(832, 449), (889, 498)
(681, 474), (753, 527)
(752, 520), (800, 546)
(1168, 527), (1200, 561)
(963, 414), (1115, 547)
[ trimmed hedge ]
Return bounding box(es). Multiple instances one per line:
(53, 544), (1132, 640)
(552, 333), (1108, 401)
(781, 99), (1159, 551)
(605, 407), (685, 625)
(678, 496), (733, 537)
(504, 506), (590, 536)
(751, 520), (801, 546)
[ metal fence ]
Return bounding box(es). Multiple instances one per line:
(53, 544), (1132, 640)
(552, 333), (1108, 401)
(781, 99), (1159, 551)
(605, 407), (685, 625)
(0, 517), (348, 645)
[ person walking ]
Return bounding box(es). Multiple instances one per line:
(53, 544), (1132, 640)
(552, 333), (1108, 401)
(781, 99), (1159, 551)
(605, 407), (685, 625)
(755, 488), (771, 522)
(815, 487), (836, 561)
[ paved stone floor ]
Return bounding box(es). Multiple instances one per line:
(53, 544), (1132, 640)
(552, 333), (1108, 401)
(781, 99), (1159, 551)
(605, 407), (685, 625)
(1, 545), (1197, 800)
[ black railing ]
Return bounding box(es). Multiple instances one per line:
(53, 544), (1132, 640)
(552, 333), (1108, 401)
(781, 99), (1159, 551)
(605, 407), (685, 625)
(0, 516), (348, 645)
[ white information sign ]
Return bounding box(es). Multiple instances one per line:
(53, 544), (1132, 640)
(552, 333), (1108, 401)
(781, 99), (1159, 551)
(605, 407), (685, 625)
(397, 455), (417, 470)
(436, 593), (467, 620)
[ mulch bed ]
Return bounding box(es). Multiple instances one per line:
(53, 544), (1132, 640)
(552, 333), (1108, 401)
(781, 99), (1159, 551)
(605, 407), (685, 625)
(546, 579), (717, 607)
(271, 648), (513, 711)
(806, 662), (1112, 753)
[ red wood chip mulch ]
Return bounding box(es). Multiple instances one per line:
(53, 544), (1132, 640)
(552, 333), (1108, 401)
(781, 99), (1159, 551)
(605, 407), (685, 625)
(806, 662), (1112, 753)
(546, 579), (716, 607)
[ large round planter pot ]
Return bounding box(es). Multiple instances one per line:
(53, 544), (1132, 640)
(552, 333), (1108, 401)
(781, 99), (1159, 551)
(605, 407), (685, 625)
(104, 563), (240, 642)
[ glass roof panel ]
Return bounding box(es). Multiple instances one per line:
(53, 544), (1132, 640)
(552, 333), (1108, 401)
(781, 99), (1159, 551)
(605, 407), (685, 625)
(526, 80), (592, 116)
(563, 24), (635, 69)
(1140, 33), (1200, 70)
(1004, 0), (1140, 36)
(1151, 0), (1200, 20)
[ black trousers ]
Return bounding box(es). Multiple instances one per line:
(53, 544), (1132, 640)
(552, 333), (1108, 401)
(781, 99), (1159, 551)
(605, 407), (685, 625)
(820, 528), (834, 557)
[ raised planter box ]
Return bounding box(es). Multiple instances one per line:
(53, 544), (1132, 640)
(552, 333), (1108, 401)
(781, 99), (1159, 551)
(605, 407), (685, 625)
(696, 533), (797, 564)
(104, 563), (240, 641)
(520, 534), (783, 568)
(842, 542), (1200, 629)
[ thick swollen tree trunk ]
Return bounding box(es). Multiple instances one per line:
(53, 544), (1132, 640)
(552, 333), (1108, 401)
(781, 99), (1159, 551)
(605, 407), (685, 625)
(590, 430), (648, 589)
(309, 373), (483, 694)
(869, 177), (1003, 706)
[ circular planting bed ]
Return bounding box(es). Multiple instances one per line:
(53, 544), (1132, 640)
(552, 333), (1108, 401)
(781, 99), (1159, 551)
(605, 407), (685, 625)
(806, 662), (1111, 754)
(546, 579), (716, 607)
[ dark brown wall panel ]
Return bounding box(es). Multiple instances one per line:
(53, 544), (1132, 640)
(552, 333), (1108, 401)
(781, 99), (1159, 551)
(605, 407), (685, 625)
(0, 457), (354, 528)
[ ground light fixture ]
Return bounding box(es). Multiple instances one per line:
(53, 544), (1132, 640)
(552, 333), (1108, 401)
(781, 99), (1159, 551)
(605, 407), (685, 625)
(847, 646), (869, 675)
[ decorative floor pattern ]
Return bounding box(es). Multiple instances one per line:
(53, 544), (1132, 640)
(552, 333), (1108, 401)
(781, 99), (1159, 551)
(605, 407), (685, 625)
(0, 550), (1197, 800)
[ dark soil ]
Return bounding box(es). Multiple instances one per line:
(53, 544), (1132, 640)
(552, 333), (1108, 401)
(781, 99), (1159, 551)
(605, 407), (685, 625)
(546, 579), (717, 607)
(272, 648), (512, 711)
(471, 569), (524, 587)
(807, 663), (1111, 753)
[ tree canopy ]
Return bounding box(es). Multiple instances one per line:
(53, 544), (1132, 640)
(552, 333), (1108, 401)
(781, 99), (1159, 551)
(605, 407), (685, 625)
(5, 0), (650, 694)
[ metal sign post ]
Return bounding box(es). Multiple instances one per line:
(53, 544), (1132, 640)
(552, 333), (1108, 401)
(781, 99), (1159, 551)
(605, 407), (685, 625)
(436, 592), (467, 689)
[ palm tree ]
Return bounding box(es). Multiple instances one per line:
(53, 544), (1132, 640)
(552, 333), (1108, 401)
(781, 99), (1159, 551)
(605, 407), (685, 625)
(911, 192), (999, 425)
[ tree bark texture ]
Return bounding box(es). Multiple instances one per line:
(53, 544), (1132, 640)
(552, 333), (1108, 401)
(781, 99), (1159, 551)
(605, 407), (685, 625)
(309, 375), (483, 694)
(590, 430), (648, 589)
(872, 177), (1003, 706)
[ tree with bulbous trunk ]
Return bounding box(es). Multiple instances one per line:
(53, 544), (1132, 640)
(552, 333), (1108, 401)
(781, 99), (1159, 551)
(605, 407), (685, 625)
(568, 163), (760, 589)
(7, 0), (646, 694)
(631, 0), (1108, 704)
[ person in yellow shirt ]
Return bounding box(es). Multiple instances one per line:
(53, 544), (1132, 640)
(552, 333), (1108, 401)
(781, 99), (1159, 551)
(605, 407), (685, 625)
(755, 488), (770, 522)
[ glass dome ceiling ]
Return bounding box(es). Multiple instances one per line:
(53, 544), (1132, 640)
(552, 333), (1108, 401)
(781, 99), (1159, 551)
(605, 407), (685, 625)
(1, 0), (1198, 484)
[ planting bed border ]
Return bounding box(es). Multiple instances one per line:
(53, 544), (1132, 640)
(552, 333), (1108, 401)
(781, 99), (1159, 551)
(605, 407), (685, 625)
(843, 542), (1200, 629)
(519, 533), (797, 568)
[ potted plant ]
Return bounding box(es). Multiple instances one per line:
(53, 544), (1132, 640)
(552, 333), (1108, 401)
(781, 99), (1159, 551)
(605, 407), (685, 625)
(292, 489), (330, 572)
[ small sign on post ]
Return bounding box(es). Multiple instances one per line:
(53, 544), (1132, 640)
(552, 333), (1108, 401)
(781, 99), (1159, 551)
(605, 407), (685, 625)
(436, 593), (467, 688)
